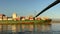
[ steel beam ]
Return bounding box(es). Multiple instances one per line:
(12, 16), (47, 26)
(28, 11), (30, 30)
(35, 0), (60, 17)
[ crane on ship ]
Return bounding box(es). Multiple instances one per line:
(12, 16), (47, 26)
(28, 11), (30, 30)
(34, 0), (60, 18)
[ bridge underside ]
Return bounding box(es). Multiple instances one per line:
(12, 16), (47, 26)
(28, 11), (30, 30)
(35, 0), (60, 17)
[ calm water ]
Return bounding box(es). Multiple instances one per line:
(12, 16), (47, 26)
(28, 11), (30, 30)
(0, 22), (60, 34)
(51, 22), (60, 34)
(52, 23), (60, 31)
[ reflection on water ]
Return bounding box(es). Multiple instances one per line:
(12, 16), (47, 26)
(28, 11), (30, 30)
(52, 23), (60, 31)
(0, 22), (60, 34)
(0, 23), (51, 32)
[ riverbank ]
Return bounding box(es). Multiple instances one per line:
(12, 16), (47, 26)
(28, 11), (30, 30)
(0, 19), (51, 25)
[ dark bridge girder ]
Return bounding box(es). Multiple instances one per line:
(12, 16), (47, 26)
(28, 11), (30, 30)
(35, 0), (60, 17)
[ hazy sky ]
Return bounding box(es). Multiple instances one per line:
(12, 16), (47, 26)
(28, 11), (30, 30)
(0, 0), (60, 19)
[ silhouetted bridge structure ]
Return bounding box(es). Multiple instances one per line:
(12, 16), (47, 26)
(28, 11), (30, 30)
(0, 0), (60, 34)
(35, 0), (60, 17)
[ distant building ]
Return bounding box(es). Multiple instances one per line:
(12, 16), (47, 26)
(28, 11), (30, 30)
(3, 16), (8, 20)
(12, 13), (17, 19)
(0, 14), (5, 17)
(43, 17), (49, 20)
(0, 13), (50, 21)
(8, 17), (12, 20)
(29, 15), (34, 20)
(12, 12), (17, 21)
(0, 14), (5, 20)
(25, 16), (29, 20)
(35, 17), (41, 20)
(16, 16), (20, 20)
(41, 17), (49, 20)
(20, 16), (25, 20)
